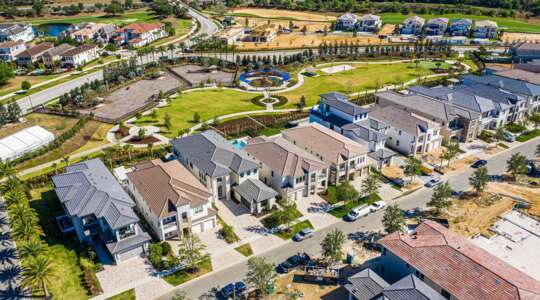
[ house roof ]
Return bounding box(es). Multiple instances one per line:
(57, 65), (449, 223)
(233, 178), (278, 203)
(61, 43), (97, 57)
(451, 18), (472, 26)
(379, 220), (540, 300)
(495, 68), (540, 86)
(171, 130), (258, 178)
(16, 42), (53, 58)
(408, 85), (496, 113)
(127, 159), (212, 219)
(382, 274), (446, 300)
(320, 92), (368, 116)
(345, 268), (390, 299)
(0, 40), (24, 48)
(360, 14), (380, 21)
(403, 16), (425, 25)
(282, 123), (368, 164)
(118, 22), (163, 33)
(0, 23), (30, 36)
(461, 74), (540, 96)
(338, 13), (358, 21)
(369, 105), (439, 137)
(244, 136), (328, 178)
(105, 223), (151, 254)
(341, 118), (388, 143)
(52, 158), (139, 230)
(476, 20), (498, 28)
(427, 18), (449, 25)
(41, 43), (73, 58)
(512, 42), (540, 52)
(375, 91), (460, 122)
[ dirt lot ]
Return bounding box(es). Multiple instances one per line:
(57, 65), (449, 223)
(238, 33), (386, 50)
(378, 24), (396, 35)
(488, 182), (540, 217)
(0, 113), (78, 139)
(274, 270), (348, 300)
(502, 32), (540, 43)
(381, 165), (423, 190)
(230, 8), (337, 22)
(238, 17), (331, 32)
(169, 64), (235, 86)
(83, 72), (182, 121)
(421, 148), (479, 174)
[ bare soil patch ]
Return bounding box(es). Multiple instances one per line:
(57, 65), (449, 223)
(169, 64), (235, 87)
(230, 8), (337, 22)
(0, 113), (78, 139)
(502, 32), (540, 43)
(239, 17), (331, 32)
(488, 182), (540, 217)
(238, 33), (386, 50)
(378, 24), (396, 35)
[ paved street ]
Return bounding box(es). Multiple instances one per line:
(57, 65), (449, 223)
(156, 137), (540, 300)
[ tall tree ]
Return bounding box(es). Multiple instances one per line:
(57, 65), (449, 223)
(506, 152), (527, 181)
(427, 181), (453, 215)
(321, 229), (345, 264)
(360, 172), (381, 201)
(164, 112), (172, 130)
(336, 181), (359, 203)
(7, 102), (21, 122)
(403, 156), (421, 183)
(104, 0), (124, 16)
(469, 166), (488, 195)
(245, 256), (277, 296)
(177, 234), (206, 271)
(22, 255), (55, 298)
(494, 126), (506, 143)
(529, 113), (540, 128)
(444, 142), (460, 167)
(382, 204), (404, 234)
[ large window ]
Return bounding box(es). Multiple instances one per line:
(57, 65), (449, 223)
(82, 214), (97, 226)
(192, 206), (204, 215)
(162, 215), (176, 225)
(118, 224), (136, 240)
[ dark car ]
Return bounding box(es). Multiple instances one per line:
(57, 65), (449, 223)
(471, 160), (487, 168)
(391, 178), (405, 187)
(218, 281), (246, 299)
(276, 253), (310, 273)
(451, 190), (465, 198)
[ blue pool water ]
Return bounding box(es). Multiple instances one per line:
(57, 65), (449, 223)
(33, 23), (72, 37)
(231, 140), (246, 150)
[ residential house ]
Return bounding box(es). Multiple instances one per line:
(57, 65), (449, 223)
(94, 24), (117, 44)
(216, 26), (245, 45)
(126, 159), (217, 241)
(282, 123), (370, 184)
(369, 105), (442, 155)
(510, 42), (540, 63)
(171, 130), (260, 201)
(244, 136), (329, 201)
(425, 18), (448, 36)
(378, 220), (540, 300)
(0, 23), (34, 42)
(16, 42), (54, 66)
(61, 43), (99, 68)
(461, 73), (540, 114)
(69, 23), (108, 43)
(41, 43), (73, 67)
(357, 14), (382, 33)
(114, 23), (168, 47)
(336, 13), (358, 31)
(401, 16), (425, 35)
(52, 159), (151, 263)
(247, 24), (277, 42)
(474, 20), (498, 39)
(449, 18), (472, 36)
(376, 91), (481, 143)
(0, 40), (26, 62)
(232, 178), (278, 214)
(309, 92), (395, 169)
(408, 85), (510, 130)
(345, 268), (445, 300)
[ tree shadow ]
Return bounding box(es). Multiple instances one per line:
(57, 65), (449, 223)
(0, 264), (22, 288)
(0, 284), (29, 300)
(0, 248), (18, 266)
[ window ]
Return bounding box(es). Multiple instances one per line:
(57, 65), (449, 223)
(82, 214), (97, 226)
(240, 172), (245, 177)
(118, 224), (136, 240)
(396, 140), (400, 147)
(162, 215), (176, 225)
(217, 177), (222, 183)
(441, 290), (451, 299)
(271, 170), (274, 176)
(398, 130), (402, 135)
(192, 206), (203, 214)
(253, 169), (257, 174)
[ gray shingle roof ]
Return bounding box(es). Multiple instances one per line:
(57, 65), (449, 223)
(451, 18), (472, 26)
(320, 92), (368, 116)
(376, 91), (459, 122)
(382, 274), (446, 300)
(105, 223), (150, 254)
(427, 18), (449, 25)
(408, 85), (496, 113)
(342, 120), (387, 143)
(454, 84), (514, 110)
(41, 43), (73, 58)
(345, 268), (390, 299)
(52, 158), (139, 230)
(233, 179), (278, 203)
(172, 130), (258, 178)
(461, 74), (540, 96)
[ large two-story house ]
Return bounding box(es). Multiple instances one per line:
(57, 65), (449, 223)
(52, 159), (151, 263)
(0, 23), (34, 42)
(0, 40), (26, 62)
(61, 43), (100, 68)
(369, 105), (443, 155)
(114, 23), (167, 47)
(474, 20), (498, 39)
(449, 18), (472, 36)
(401, 16), (425, 35)
(15, 42), (53, 66)
(127, 159), (216, 241)
(357, 14), (382, 33)
(282, 123), (370, 185)
(310, 92), (395, 169)
(425, 18), (448, 36)
(336, 13), (358, 31)
(245, 136), (329, 201)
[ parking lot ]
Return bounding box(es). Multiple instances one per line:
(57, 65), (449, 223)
(169, 64), (236, 87)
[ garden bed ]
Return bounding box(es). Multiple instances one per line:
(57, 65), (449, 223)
(274, 220), (314, 240)
(234, 243), (253, 257)
(162, 256), (212, 286)
(126, 135), (161, 144)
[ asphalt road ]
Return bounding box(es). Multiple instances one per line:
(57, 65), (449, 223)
(156, 138), (540, 300)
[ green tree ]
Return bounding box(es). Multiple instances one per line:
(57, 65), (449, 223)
(137, 127), (146, 140)
(281, 202), (298, 230)
(506, 152), (527, 182)
(22, 255), (55, 298)
(336, 181), (359, 203)
(321, 228), (345, 264)
(4, 187), (27, 206)
(150, 109), (157, 119)
(104, 0), (124, 16)
(444, 142), (460, 167)
(19, 238), (47, 258)
(427, 181), (452, 215)
(360, 172), (380, 201)
(164, 113), (172, 130)
(382, 204), (404, 234)
(7, 102), (21, 122)
(193, 112), (201, 123)
(171, 290), (189, 300)
(403, 156), (421, 183)
(177, 234), (206, 271)
(32, 0), (44, 15)
(245, 256), (277, 296)
(151, 0), (172, 18)
(494, 126), (506, 143)
(469, 166), (488, 195)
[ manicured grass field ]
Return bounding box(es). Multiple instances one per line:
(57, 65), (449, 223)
(134, 89), (261, 137)
(517, 129), (540, 142)
(107, 289), (136, 300)
(162, 256), (213, 286)
(275, 220), (314, 240)
(379, 13), (540, 33)
(0, 113), (78, 139)
(234, 243), (254, 257)
(281, 62), (435, 107)
(328, 193), (382, 218)
(29, 10), (157, 25)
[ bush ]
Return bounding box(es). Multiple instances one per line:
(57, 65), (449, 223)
(506, 123), (527, 133)
(219, 223), (239, 244)
(161, 241), (172, 256)
(148, 242), (164, 270)
(79, 257), (103, 296)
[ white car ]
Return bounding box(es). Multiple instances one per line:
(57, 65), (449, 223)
(370, 200), (386, 212)
(346, 205), (371, 221)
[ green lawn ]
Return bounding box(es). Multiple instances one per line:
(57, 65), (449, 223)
(234, 243), (254, 257)
(379, 13), (540, 33)
(107, 289), (136, 300)
(162, 256), (213, 286)
(151, 19), (193, 46)
(517, 129), (540, 142)
(320, 186), (339, 204)
(281, 62), (435, 107)
(29, 10), (157, 25)
(134, 89), (261, 137)
(274, 220), (314, 240)
(328, 193), (382, 218)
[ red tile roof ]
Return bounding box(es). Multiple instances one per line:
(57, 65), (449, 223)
(379, 220), (540, 300)
(118, 22), (163, 34)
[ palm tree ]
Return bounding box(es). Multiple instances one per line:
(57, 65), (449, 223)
(147, 143), (154, 157)
(506, 152), (527, 182)
(51, 162), (58, 175)
(0, 160), (15, 178)
(22, 255), (55, 298)
(1, 176), (23, 193)
(19, 238), (46, 258)
(4, 187), (27, 206)
(149, 46), (156, 63)
(123, 144), (134, 162)
(62, 156), (70, 167)
(168, 44), (175, 60)
(11, 217), (43, 241)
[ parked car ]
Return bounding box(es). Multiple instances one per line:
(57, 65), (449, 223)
(369, 200), (386, 212)
(391, 178), (405, 187)
(404, 207), (422, 218)
(218, 281), (247, 299)
(451, 190), (465, 198)
(276, 253), (310, 273)
(425, 177), (442, 188)
(503, 131), (515, 142)
(471, 159), (487, 168)
(345, 205), (371, 221)
(487, 174), (503, 182)
(293, 227), (313, 241)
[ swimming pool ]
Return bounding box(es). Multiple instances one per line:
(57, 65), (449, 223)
(231, 139), (246, 150)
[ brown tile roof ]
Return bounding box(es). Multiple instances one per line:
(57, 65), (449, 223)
(61, 43), (97, 57)
(0, 40), (24, 48)
(16, 42), (53, 58)
(244, 136), (328, 178)
(282, 123), (368, 165)
(379, 220), (540, 300)
(118, 22), (163, 33)
(127, 159), (212, 218)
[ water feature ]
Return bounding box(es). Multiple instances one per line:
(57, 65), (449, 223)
(231, 139), (246, 150)
(33, 23), (72, 37)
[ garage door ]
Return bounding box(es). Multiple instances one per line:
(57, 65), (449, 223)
(192, 222), (204, 233)
(117, 246), (144, 262)
(202, 219), (215, 231)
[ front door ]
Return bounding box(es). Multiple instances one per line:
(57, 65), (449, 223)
(218, 185), (223, 198)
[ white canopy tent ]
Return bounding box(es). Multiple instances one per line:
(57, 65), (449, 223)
(0, 126), (55, 161)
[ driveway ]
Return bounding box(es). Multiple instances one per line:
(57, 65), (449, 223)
(215, 199), (266, 241)
(295, 195), (339, 229)
(96, 257), (155, 296)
